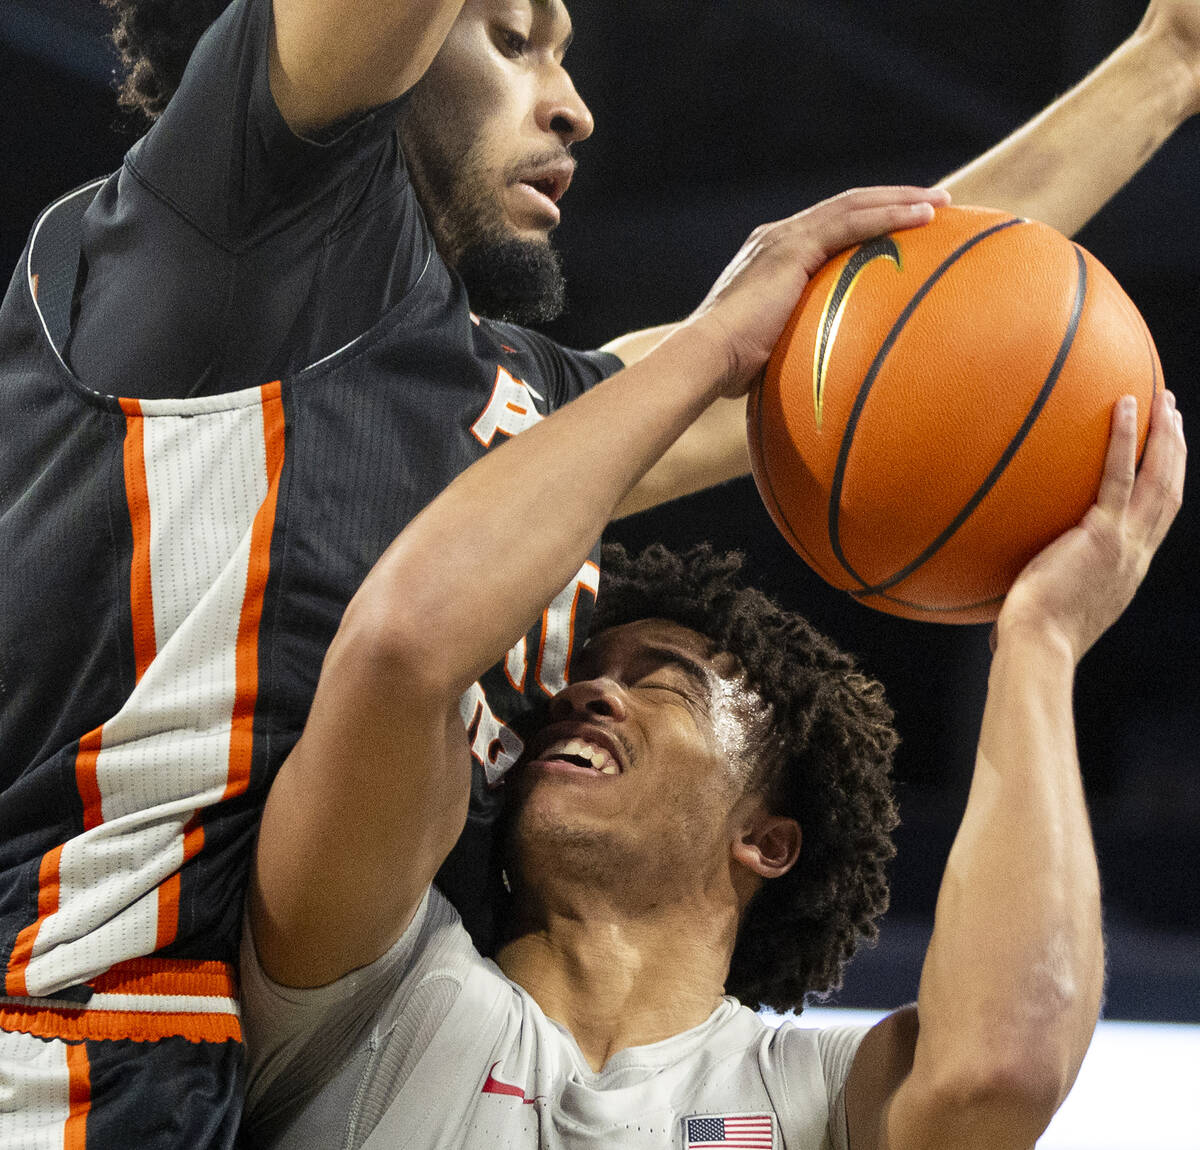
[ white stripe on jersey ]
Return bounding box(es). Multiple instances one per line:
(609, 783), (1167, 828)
(0, 1030), (77, 1149)
(20, 395), (275, 996)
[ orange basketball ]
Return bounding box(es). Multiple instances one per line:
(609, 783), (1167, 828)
(748, 205), (1161, 624)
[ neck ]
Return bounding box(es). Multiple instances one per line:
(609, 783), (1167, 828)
(495, 885), (740, 1072)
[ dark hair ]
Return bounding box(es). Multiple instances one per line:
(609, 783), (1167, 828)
(593, 542), (899, 1013)
(103, 0), (229, 119)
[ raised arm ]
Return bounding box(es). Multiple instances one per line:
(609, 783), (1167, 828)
(844, 390), (1186, 1150)
(613, 1), (1200, 515)
(269, 0), (468, 132)
(247, 187), (949, 989)
(940, 1), (1200, 235)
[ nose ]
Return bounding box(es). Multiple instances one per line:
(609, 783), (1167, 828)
(548, 676), (626, 722)
(538, 65), (594, 145)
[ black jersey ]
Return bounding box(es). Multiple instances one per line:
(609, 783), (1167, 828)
(0, 0), (619, 1143)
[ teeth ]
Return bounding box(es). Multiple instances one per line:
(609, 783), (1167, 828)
(545, 737), (618, 775)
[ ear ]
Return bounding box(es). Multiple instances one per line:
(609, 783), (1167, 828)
(730, 809), (801, 880)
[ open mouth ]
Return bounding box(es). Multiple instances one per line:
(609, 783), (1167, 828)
(525, 175), (564, 203)
(537, 735), (621, 776)
(513, 157), (574, 207)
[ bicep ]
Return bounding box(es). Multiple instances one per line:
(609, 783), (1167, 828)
(844, 1004), (1044, 1150)
(843, 1006), (918, 1150)
(270, 0), (467, 132)
(250, 639), (472, 988)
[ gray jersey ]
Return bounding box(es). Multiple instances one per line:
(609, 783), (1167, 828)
(241, 889), (867, 1150)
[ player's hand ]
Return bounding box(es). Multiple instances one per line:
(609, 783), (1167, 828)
(681, 186), (951, 399)
(1138, 0), (1200, 117)
(997, 390), (1186, 663)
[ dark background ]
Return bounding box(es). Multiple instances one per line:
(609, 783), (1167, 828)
(3, 0), (1197, 1021)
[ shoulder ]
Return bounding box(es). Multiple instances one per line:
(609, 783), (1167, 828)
(755, 1014), (871, 1150)
(482, 320), (623, 408)
(241, 888), (505, 1140)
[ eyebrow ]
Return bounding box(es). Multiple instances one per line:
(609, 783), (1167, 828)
(638, 643), (719, 699)
(531, 0), (575, 54)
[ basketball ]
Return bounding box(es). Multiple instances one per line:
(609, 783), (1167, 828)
(747, 205), (1161, 624)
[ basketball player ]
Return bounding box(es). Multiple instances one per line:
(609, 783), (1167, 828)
(238, 194), (1187, 1145)
(0, 0), (1195, 1143)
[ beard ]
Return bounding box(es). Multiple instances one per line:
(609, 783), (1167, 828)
(453, 233), (567, 326)
(397, 96), (569, 326)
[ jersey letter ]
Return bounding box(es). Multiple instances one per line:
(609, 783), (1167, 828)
(471, 367), (544, 447)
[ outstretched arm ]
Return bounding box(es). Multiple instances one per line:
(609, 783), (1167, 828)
(940, 1), (1200, 235)
(248, 187), (950, 989)
(843, 391), (1186, 1150)
(269, 0), (468, 132)
(614, 1), (1200, 515)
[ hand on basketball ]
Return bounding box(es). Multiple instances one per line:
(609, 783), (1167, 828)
(683, 186), (951, 398)
(997, 390), (1186, 662)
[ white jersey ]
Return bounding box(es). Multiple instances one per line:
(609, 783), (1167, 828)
(241, 889), (868, 1150)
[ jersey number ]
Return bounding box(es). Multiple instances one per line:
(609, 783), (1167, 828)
(460, 561), (599, 786)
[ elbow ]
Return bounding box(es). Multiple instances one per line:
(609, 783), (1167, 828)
(328, 587), (455, 705)
(918, 1043), (1083, 1145)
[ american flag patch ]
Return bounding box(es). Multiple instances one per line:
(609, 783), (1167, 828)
(683, 1112), (774, 1148)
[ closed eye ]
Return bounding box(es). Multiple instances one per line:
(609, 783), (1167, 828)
(638, 677), (709, 716)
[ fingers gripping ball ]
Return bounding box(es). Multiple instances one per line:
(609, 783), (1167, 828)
(747, 206), (1161, 624)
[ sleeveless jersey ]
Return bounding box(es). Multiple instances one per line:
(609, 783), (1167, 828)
(242, 888), (866, 1150)
(0, 0), (619, 1141)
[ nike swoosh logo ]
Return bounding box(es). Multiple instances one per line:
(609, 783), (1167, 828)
(813, 235), (902, 430)
(481, 1062), (539, 1105)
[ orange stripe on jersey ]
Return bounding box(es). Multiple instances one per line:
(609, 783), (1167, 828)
(155, 874), (181, 954)
(89, 957), (236, 1000)
(119, 397), (157, 683)
(5, 846), (64, 996)
(75, 726), (106, 833)
(64, 1041), (91, 1150)
(0, 1002), (241, 1045)
(224, 382), (285, 802)
(154, 814), (204, 951)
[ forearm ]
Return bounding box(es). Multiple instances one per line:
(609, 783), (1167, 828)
(345, 325), (731, 694)
(894, 630), (1102, 1146)
(940, 25), (1195, 236)
(254, 327), (729, 984)
(614, 395), (751, 517)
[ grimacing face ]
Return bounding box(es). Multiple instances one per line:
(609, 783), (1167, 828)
(396, 0), (594, 323)
(510, 619), (777, 900)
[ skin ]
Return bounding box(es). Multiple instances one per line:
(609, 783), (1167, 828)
(268, 0), (1200, 514)
(247, 136), (1186, 1144)
(248, 1), (1190, 1138)
(396, 0), (592, 268)
(603, 0), (1200, 516)
(250, 184), (950, 989)
(509, 619), (773, 905)
(497, 618), (797, 1070)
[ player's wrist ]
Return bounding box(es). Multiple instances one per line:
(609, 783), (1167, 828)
(992, 603), (1082, 671)
(664, 314), (755, 401)
(1127, 13), (1200, 122)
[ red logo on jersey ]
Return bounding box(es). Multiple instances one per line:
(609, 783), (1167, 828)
(481, 1062), (539, 1105)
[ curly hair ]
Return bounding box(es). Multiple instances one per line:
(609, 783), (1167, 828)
(102, 0), (229, 119)
(592, 542), (899, 1014)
